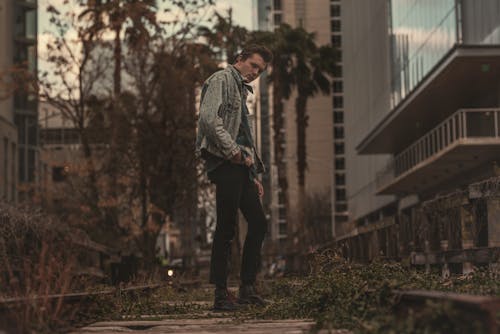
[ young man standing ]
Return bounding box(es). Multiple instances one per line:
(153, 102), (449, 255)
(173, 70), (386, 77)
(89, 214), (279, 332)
(196, 45), (273, 311)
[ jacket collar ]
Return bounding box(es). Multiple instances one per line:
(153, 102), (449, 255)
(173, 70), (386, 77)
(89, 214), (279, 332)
(227, 65), (254, 94)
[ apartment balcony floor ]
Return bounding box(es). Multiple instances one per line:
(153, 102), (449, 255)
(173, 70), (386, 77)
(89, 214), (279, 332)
(377, 109), (500, 195)
(377, 138), (500, 195)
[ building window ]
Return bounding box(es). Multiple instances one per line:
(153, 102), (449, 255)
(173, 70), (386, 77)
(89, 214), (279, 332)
(274, 13), (282, 25)
(330, 4), (341, 17)
(273, 0), (282, 10)
(11, 144), (16, 200)
(334, 50), (342, 63)
(278, 206), (286, 218)
(333, 65), (342, 77)
(3, 138), (7, 198)
(331, 35), (342, 47)
(332, 81), (343, 93)
(335, 203), (348, 212)
(27, 148), (35, 182)
(41, 128), (80, 145)
(335, 158), (345, 170)
(278, 190), (285, 204)
(334, 111), (344, 123)
(279, 223), (287, 235)
(334, 142), (345, 155)
(334, 126), (344, 139)
(335, 173), (346, 185)
(333, 96), (344, 108)
(335, 188), (346, 201)
(331, 20), (341, 32)
(15, 7), (36, 39)
(19, 147), (25, 182)
(27, 116), (37, 146)
(335, 214), (348, 223)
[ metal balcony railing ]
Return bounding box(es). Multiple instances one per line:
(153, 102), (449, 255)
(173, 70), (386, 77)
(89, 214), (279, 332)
(377, 108), (500, 191)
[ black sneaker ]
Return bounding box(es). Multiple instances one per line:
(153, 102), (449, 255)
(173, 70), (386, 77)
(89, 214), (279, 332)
(213, 288), (241, 312)
(238, 284), (268, 306)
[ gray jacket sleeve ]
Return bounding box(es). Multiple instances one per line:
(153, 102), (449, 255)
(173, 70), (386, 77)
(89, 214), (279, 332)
(198, 77), (240, 159)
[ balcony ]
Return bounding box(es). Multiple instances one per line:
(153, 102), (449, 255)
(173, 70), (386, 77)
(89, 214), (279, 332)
(377, 108), (500, 195)
(357, 46), (500, 155)
(17, 0), (37, 9)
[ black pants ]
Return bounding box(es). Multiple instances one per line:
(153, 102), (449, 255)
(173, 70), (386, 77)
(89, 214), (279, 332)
(208, 162), (267, 287)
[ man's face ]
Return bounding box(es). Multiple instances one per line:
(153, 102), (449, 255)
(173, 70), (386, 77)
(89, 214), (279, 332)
(234, 53), (267, 83)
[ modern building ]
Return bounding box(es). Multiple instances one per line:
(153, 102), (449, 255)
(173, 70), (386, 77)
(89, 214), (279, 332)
(38, 101), (81, 207)
(257, 0), (337, 252)
(256, 0), (280, 250)
(0, 0), (38, 202)
(329, 0), (348, 238)
(0, 0), (18, 202)
(340, 0), (500, 261)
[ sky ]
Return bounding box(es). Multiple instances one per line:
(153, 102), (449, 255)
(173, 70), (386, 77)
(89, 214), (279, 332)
(38, 0), (256, 69)
(38, 0), (256, 35)
(37, 0), (256, 97)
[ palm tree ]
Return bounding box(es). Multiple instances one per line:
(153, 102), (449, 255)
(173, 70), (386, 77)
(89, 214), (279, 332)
(252, 24), (336, 253)
(251, 25), (295, 217)
(79, 0), (158, 96)
(198, 9), (249, 64)
(291, 31), (336, 239)
(78, 0), (159, 229)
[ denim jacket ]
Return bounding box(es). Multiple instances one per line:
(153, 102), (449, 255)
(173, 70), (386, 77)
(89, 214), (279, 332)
(196, 65), (265, 174)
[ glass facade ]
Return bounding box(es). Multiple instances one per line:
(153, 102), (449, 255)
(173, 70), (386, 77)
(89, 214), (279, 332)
(14, 1), (38, 185)
(390, 0), (458, 107)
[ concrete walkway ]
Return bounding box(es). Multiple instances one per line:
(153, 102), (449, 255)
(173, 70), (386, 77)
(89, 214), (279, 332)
(73, 316), (351, 333)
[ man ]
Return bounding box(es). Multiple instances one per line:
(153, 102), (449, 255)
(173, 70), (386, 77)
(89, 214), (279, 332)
(196, 45), (273, 311)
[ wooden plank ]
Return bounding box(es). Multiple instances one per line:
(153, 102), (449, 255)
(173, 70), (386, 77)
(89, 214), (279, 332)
(394, 290), (500, 334)
(410, 247), (500, 265)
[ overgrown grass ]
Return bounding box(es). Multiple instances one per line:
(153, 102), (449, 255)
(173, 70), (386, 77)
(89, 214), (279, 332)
(247, 250), (499, 333)
(1, 205), (497, 334)
(87, 250), (499, 333)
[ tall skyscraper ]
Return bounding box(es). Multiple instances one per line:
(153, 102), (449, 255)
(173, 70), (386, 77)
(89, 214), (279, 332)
(329, 0), (347, 239)
(258, 0), (336, 251)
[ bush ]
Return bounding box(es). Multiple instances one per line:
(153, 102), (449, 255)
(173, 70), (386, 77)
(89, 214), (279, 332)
(0, 204), (84, 333)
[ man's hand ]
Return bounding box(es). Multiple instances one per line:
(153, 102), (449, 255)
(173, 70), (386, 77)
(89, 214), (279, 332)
(254, 179), (264, 197)
(231, 150), (254, 167)
(243, 155), (254, 167)
(230, 150), (243, 164)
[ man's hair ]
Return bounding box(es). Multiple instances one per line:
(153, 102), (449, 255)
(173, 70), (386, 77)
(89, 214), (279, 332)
(238, 44), (273, 63)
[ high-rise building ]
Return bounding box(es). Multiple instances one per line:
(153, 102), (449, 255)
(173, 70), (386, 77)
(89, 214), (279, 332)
(340, 0), (500, 259)
(256, 0), (280, 250)
(329, 0), (347, 238)
(258, 0), (336, 250)
(0, 0), (38, 202)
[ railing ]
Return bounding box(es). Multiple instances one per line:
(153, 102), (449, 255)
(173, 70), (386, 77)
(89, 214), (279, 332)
(377, 108), (500, 191)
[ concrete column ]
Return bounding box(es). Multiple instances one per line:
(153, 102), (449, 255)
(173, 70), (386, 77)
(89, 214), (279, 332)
(461, 199), (475, 274)
(440, 240), (450, 279)
(487, 198), (500, 247)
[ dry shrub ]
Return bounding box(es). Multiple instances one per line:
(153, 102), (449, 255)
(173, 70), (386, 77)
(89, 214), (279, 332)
(0, 204), (85, 333)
